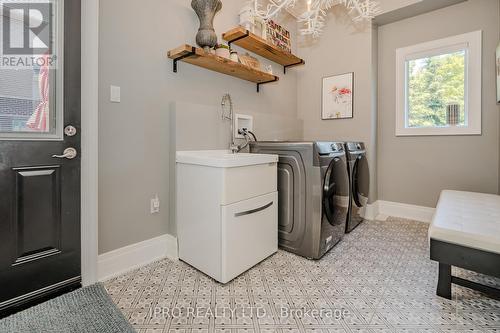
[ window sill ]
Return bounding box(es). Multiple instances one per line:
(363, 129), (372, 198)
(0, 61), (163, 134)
(396, 127), (482, 137)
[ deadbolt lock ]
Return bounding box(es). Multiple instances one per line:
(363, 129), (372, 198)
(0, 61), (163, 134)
(64, 125), (77, 137)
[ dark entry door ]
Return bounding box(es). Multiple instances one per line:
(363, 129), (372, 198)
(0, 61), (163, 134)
(0, 0), (81, 312)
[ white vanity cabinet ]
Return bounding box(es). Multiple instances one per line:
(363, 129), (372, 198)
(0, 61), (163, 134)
(176, 151), (278, 283)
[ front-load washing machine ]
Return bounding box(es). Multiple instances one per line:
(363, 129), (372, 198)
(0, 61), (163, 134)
(344, 142), (370, 233)
(250, 141), (350, 259)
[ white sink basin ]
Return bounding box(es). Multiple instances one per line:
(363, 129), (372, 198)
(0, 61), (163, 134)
(176, 150), (278, 168)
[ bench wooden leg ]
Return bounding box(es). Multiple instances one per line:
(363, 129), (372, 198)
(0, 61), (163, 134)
(437, 263), (452, 299)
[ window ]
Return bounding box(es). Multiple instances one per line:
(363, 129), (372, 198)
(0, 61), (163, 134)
(0, 0), (64, 140)
(396, 31), (482, 136)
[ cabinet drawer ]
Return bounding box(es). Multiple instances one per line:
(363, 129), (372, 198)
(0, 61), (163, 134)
(221, 192), (278, 283)
(222, 162), (277, 205)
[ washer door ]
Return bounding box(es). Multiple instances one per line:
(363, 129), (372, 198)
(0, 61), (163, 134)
(352, 154), (370, 208)
(323, 157), (349, 226)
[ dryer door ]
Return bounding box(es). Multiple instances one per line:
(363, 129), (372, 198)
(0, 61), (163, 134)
(323, 157), (350, 226)
(352, 154), (370, 208)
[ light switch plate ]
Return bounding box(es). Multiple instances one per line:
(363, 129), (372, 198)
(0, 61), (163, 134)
(110, 85), (121, 103)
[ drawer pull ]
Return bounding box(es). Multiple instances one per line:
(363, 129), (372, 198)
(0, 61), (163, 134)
(234, 201), (274, 217)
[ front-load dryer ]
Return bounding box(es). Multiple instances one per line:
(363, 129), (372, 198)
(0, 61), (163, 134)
(250, 141), (350, 259)
(344, 142), (370, 233)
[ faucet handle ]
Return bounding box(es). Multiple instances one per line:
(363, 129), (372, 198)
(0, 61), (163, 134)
(230, 144), (239, 154)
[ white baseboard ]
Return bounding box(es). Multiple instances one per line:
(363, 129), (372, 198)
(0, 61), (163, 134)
(97, 234), (178, 282)
(377, 200), (435, 223)
(364, 200), (435, 223)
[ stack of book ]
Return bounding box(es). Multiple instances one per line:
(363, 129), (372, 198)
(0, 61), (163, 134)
(266, 20), (291, 53)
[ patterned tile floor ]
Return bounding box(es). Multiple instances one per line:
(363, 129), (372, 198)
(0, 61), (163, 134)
(104, 218), (500, 332)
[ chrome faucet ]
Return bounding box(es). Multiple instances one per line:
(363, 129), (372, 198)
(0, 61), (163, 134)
(221, 94), (254, 153)
(221, 93), (240, 154)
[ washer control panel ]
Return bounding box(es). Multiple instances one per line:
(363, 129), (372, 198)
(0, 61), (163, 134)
(346, 142), (365, 151)
(316, 142), (345, 155)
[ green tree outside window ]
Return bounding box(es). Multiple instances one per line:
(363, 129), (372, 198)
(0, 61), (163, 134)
(407, 51), (466, 128)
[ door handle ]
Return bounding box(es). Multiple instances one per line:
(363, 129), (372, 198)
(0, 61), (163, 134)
(234, 201), (274, 217)
(52, 147), (78, 160)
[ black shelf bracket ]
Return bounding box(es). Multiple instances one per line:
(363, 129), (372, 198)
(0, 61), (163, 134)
(257, 77), (279, 93)
(227, 30), (250, 48)
(283, 59), (305, 74)
(173, 47), (196, 73)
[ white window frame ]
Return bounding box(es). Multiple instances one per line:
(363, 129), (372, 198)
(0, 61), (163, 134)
(396, 31), (482, 136)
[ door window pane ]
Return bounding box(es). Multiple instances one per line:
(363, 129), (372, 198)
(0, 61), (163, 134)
(0, 0), (62, 139)
(406, 50), (466, 129)
(0, 66), (53, 133)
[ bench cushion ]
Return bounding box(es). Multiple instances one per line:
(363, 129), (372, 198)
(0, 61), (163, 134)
(429, 190), (500, 254)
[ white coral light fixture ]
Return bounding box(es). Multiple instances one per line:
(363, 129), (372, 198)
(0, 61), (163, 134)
(253, 0), (381, 37)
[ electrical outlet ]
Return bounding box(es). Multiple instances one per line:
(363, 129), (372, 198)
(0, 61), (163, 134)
(150, 195), (160, 214)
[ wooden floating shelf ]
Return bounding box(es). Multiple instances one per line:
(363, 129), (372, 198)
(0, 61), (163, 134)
(222, 26), (305, 73)
(167, 44), (279, 92)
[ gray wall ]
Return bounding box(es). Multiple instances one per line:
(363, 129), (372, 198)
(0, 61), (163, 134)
(294, 0), (454, 204)
(377, 0), (500, 208)
(296, 7), (379, 202)
(98, 0), (299, 254)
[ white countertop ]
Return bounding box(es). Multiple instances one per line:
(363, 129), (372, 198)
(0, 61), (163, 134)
(176, 150), (278, 168)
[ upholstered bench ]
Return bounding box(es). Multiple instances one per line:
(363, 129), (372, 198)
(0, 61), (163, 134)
(429, 190), (500, 299)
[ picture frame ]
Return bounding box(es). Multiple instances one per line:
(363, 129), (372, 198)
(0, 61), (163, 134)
(322, 72), (354, 120)
(496, 42), (500, 104)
